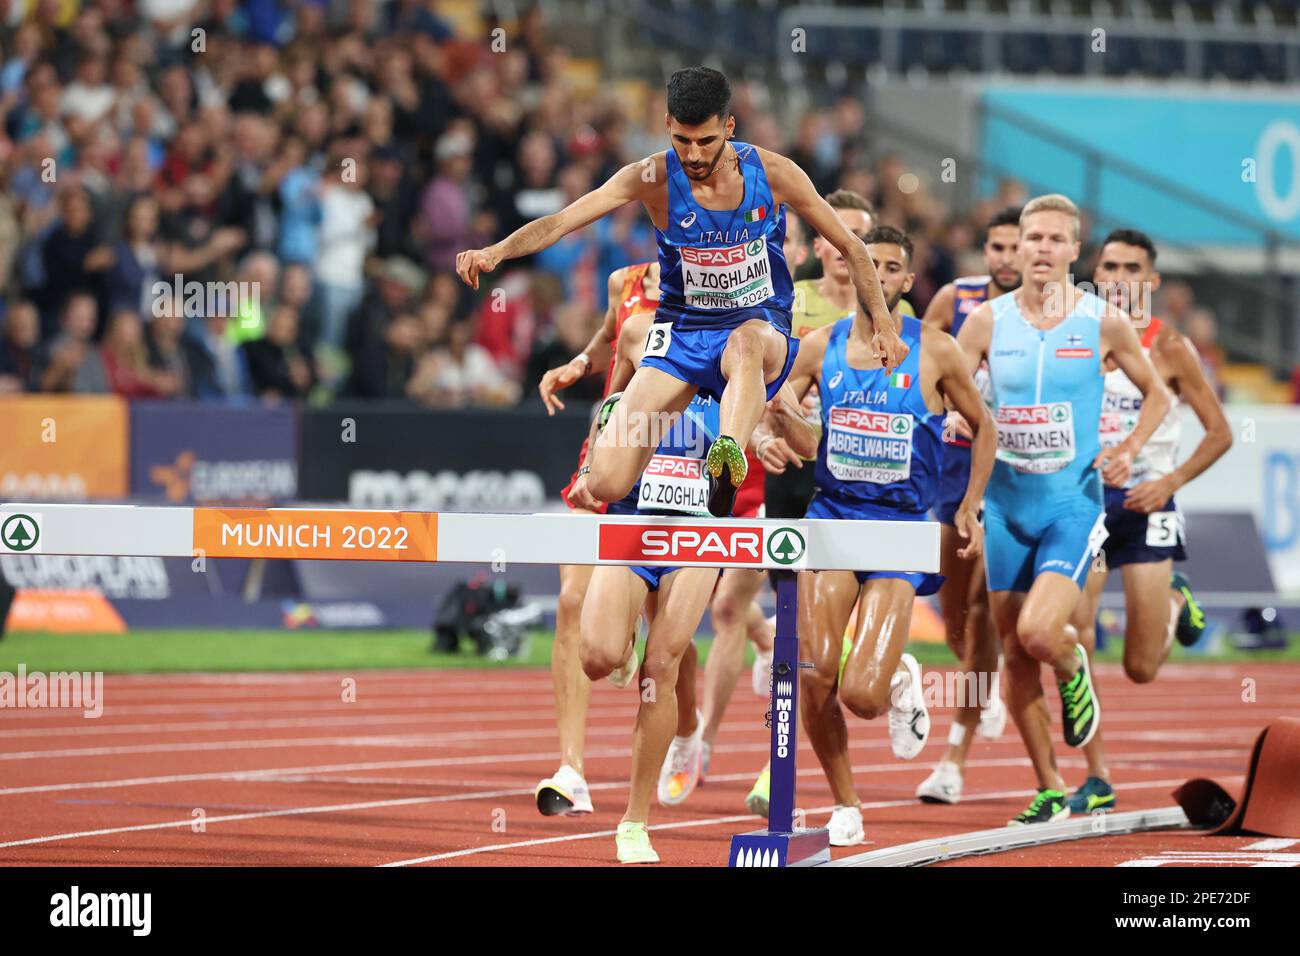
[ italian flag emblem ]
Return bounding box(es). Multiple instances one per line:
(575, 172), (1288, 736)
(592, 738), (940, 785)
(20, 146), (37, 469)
(890, 372), (912, 388)
(743, 206), (766, 223)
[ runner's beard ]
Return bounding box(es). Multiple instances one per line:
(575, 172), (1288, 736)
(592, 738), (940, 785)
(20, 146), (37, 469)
(679, 140), (730, 181)
(991, 273), (1021, 294)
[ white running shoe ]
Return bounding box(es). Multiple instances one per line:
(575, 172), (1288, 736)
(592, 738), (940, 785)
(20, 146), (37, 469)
(915, 760), (964, 804)
(700, 740), (712, 781)
(827, 805), (865, 846)
(888, 653), (930, 760)
(657, 709), (704, 806)
(752, 645), (773, 697)
(978, 687), (1007, 739)
(534, 764), (593, 816)
(607, 643), (639, 689)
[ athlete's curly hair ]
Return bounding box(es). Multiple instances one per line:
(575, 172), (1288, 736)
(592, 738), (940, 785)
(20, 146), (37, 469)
(667, 67), (731, 126)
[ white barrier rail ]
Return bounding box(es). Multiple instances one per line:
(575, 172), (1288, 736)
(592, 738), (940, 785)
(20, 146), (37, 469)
(0, 504), (940, 573)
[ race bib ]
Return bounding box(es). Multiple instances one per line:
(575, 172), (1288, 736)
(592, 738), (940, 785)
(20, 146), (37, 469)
(1146, 510), (1184, 548)
(995, 402), (1076, 474)
(644, 323), (672, 358)
(825, 406), (913, 484)
(637, 454), (709, 515)
(680, 237), (775, 311)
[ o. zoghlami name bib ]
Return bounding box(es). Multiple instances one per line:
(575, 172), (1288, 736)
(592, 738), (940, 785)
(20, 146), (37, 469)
(638, 454), (709, 515)
(996, 402), (1076, 474)
(826, 406), (914, 484)
(680, 237), (775, 311)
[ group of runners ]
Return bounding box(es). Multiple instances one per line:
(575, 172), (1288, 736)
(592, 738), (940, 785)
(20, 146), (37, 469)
(456, 67), (1231, 863)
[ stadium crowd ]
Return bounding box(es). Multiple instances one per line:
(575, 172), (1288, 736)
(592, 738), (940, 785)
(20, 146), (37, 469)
(0, 0), (1233, 407)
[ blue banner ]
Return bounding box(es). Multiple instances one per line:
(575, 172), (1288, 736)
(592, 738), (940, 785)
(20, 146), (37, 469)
(129, 401), (298, 505)
(981, 87), (1300, 245)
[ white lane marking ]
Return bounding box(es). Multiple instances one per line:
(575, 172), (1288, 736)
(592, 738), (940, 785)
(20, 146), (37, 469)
(0, 723), (664, 761)
(0, 739), (1245, 797)
(6, 701), (1292, 738)
(0, 720), (1261, 762)
(0, 705), (644, 740)
(1242, 838), (1298, 851)
(1118, 851), (1300, 868)
(381, 777), (1195, 866)
(0, 771), (1198, 857)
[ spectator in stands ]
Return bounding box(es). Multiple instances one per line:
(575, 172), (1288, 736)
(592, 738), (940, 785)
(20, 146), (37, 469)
(418, 298), (453, 351)
(521, 302), (603, 409)
(230, 249), (280, 343)
(347, 308), (424, 399)
(369, 143), (421, 263)
(314, 142), (375, 350)
(145, 303), (193, 396)
(39, 186), (110, 337)
(160, 172), (247, 300)
(409, 319), (518, 408)
(275, 135), (323, 267)
(105, 194), (165, 316)
(101, 307), (181, 398)
(242, 303), (318, 401)
(184, 312), (252, 400)
(62, 52), (115, 126)
(345, 254), (425, 366)
(418, 126), (477, 275)
(535, 165), (598, 311)
(0, 300), (44, 393)
(40, 292), (108, 394)
(279, 261), (319, 342)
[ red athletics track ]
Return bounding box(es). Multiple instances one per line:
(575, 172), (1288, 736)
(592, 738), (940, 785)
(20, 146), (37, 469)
(0, 662), (1296, 867)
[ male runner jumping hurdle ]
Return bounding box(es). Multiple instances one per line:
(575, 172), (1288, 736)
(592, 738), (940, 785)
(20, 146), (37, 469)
(457, 66), (906, 519)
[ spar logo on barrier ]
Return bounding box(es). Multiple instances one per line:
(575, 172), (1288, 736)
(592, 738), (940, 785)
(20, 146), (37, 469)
(597, 522), (808, 569)
(0, 513), (41, 553)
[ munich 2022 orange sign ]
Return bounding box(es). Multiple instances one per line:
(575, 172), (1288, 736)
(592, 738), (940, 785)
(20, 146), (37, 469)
(192, 509), (438, 561)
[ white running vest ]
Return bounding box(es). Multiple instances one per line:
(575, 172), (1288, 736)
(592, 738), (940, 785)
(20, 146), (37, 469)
(1099, 318), (1182, 489)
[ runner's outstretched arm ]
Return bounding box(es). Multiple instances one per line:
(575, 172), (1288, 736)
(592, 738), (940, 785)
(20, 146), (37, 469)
(764, 151), (907, 370)
(457, 159), (656, 289)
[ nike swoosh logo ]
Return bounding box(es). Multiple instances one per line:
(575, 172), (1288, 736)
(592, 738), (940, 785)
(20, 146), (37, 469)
(910, 711), (925, 740)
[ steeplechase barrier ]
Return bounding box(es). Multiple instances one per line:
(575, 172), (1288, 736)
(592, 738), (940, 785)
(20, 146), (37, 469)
(0, 502), (940, 867)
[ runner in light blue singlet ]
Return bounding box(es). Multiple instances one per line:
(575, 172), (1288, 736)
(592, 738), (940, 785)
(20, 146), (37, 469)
(982, 291), (1109, 593)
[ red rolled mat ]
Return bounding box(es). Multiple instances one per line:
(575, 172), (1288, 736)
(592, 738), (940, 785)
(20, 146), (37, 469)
(1173, 717), (1300, 838)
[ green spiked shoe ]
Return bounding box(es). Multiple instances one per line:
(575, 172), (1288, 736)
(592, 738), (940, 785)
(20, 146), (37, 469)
(705, 435), (746, 518)
(1058, 644), (1100, 748)
(1171, 571), (1206, 647)
(1008, 789), (1070, 826)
